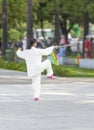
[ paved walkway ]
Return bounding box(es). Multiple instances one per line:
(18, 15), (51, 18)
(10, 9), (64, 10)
(0, 69), (94, 130)
(0, 69), (94, 84)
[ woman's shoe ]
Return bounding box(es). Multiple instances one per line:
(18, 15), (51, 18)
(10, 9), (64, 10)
(34, 97), (39, 101)
(47, 75), (56, 79)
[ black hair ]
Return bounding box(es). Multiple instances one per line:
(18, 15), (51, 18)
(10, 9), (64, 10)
(30, 38), (37, 47)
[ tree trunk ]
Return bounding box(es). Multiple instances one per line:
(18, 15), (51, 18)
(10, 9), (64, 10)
(61, 20), (68, 41)
(60, 19), (72, 54)
(83, 12), (89, 39)
(40, 20), (44, 39)
(26, 0), (33, 48)
(54, 0), (61, 45)
(83, 12), (89, 58)
(2, 0), (8, 55)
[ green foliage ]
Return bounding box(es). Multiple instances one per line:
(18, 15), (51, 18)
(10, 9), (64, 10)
(0, 0), (2, 4)
(33, 0), (54, 28)
(0, 58), (93, 77)
(60, 0), (94, 24)
(8, 0), (26, 29)
(1, 0), (94, 40)
(64, 65), (94, 77)
(0, 0), (2, 12)
(52, 64), (94, 77)
(1, 0), (94, 45)
(52, 65), (70, 77)
(3, 49), (15, 61)
(0, 29), (2, 37)
(0, 58), (26, 72)
(9, 28), (20, 41)
(71, 24), (82, 37)
(42, 64), (70, 77)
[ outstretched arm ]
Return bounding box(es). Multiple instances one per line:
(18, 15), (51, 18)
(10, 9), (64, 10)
(38, 46), (58, 56)
(16, 47), (26, 59)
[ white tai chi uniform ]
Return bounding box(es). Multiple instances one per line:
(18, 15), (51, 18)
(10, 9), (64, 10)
(16, 46), (54, 98)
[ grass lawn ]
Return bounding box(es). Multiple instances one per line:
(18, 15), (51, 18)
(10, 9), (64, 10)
(61, 65), (94, 77)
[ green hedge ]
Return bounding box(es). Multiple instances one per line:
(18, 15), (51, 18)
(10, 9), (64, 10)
(52, 65), (70, 77)
(0, 58), (94, 77)
(0, 58), (69, 76)
(0, 59), (26, 72)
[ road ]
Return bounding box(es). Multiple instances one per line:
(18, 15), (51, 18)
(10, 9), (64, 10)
(0, 69), (94, 130)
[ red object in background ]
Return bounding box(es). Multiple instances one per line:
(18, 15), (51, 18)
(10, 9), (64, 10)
(84, 39), (91, 58)
(84, 40), (91, 49)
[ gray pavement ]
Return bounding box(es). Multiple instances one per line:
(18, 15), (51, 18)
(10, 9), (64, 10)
(0, 69), (94, 130)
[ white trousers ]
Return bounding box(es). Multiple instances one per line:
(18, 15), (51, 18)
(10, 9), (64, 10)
(32, 59), (53, 98)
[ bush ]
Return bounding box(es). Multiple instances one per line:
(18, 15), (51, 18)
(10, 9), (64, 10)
(0, 58), (26, 72)
(5, 49), (15, 61)
(52, 65), (70, 77)
(0, 58), (70, 76)
(42, 64), (70, 77)
(0, 29), (2, 37)
(0, 58), (94, 77)
(9, 29), (20, 41)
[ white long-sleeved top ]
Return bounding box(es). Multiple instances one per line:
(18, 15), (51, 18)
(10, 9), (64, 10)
(16, 46), (54, 77)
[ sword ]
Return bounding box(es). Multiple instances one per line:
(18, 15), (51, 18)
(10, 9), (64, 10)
(57, 43), (76, 48)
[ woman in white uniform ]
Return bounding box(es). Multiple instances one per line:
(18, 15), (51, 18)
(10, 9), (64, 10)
(16, 39), (57, 101)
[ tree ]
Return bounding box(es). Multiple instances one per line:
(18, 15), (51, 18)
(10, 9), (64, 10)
(59, 0), (94, 37)
(35, 1), (47, 39)
(2, 0), (8, 55)
(8, 0), (26, 29)
(0, 0), (2, 29)
(26, 0), (33, 48)
(33, 0), (55, 39)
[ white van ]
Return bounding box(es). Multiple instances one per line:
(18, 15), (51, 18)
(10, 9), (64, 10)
(33, 29), (54, 40)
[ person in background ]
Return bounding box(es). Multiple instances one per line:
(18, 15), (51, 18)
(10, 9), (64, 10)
(84, 36), (91, 58)
(16, 38), (57, 101)
(58, 46), (66, 57)
(36, 38), (43, 48)
(17, 38), (23, 50)
(8, 41), (12, 49)
(22, 37), (27, 50)
(58, 35), (66, 57)
(60, 35), (66, 45)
